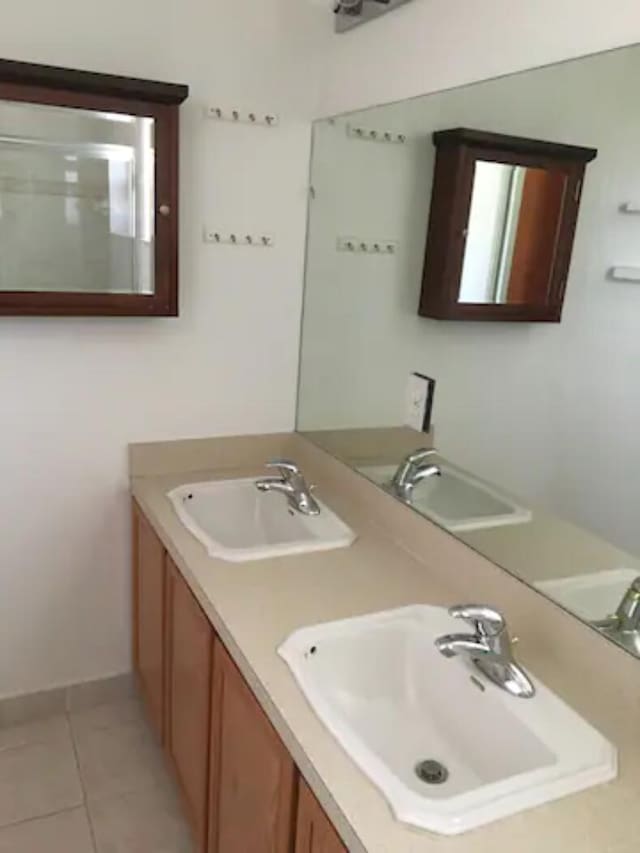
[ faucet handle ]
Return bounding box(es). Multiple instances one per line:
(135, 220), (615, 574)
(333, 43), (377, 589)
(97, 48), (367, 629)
(448, 604), (506, 637)
(264, 459), (301, 480)
(405, 447), (437, 465)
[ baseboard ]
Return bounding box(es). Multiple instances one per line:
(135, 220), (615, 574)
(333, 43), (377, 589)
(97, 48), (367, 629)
(0, 672), (137, 727)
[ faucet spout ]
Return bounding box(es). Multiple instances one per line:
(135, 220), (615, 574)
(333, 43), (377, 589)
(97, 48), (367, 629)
(412, 464), (442, 484)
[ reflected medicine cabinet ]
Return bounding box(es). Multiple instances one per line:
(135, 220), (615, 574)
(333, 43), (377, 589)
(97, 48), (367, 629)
(419, 128), (597, 322)
(0, 59), (188, 316)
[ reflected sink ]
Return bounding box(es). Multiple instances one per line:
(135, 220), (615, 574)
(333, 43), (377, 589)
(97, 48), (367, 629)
(536, 568), (639, 622)
(168, 478), (356, 562)
(359, 461), (531, 532)
(279, 605), (616, 835)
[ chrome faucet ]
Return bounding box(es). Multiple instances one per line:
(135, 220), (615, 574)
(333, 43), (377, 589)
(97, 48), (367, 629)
(435, 604), (535, 699)
(389, 447), (441, 503)
(255, 460), (320, 516)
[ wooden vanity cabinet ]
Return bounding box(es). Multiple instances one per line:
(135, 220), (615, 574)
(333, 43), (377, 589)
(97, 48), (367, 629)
(296, 779), (348, 853)
(209, 639), (297, 853)
(132, 502), (167, 742)
(133, 504), (349, 853)
(166, 557), (214, 852)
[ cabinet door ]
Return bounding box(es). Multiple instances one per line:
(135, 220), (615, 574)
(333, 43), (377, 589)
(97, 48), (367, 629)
(295, 779), (347, 853)
(209, 639), (296, 853)
(166, 558), (214, 852)
(132, 501), (166, 741)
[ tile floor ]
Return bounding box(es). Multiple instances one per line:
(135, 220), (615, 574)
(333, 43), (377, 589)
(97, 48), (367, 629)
(0, 697), (194, 852)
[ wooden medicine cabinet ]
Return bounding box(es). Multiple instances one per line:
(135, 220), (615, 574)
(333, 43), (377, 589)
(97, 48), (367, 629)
(0, 58), (188, 316)
(419, 128), (597, 322)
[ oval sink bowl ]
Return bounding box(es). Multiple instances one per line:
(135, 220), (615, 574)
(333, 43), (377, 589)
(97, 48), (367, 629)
(279, 605), (616, 835)
(168, 478), (356, 562)
(359, 461), (531, 532)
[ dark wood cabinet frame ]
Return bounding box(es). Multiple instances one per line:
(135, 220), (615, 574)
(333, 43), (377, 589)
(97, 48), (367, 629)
(0, 58), (188, 316)
(418, 128), (597, 322)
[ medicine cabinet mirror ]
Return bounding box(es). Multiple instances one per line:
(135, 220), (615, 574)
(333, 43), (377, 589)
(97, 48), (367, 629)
(0, 59), (188, 316)
(419, 128), (597, 322)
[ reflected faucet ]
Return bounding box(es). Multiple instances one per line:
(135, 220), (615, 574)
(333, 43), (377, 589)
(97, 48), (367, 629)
(435, 604), (536, 699)
(255, 460), (320, 517)
(592, 577), (640, 650)
(389, 447), (441, 503)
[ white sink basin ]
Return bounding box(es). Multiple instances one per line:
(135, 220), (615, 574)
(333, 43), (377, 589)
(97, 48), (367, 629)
(168, 478), (356, 562)
(279, 605), (616, 835)
(536, 568), (639, 621)
(359, 461), (531, 532)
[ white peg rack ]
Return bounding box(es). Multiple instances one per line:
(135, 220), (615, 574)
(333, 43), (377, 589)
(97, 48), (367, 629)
(204, 106), (279, 127)
(620, 202), (640, 214)
(346, 123), (407, 145)
(203, 229), (274, 247)
(610, 266), (640, 282)
(337, 236), (398, 255)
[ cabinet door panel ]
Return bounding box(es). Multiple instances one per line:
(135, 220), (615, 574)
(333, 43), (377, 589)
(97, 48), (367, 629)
(209, 639), (296, 853)
(133, 502), (166, 741)
(295, 779), (347, 853)
(167, 558), (213, 851)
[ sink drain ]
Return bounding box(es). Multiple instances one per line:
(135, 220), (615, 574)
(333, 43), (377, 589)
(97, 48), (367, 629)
(415, 759), (449, 785)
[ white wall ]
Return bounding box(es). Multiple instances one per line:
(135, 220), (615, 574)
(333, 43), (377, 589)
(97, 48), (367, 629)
(3, 0), (640, 698)
(298, 44), (640, 557)
(316, 0), (640, 117)
(0, 0), (328, 698)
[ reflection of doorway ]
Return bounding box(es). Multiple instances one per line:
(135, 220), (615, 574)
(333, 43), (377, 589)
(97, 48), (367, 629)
(493, 166), (524, 302)
(459, 161), (513, 303)
(458, 161), (568, 305)
(506, 169), (566, 303)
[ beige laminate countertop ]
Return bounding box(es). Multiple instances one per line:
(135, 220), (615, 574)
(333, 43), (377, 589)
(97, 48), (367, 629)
(130, 433), (640, 853)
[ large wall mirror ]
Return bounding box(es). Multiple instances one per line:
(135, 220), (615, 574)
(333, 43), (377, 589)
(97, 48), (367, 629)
(0, 59), (188, 316)
(297, 43), (640, 659)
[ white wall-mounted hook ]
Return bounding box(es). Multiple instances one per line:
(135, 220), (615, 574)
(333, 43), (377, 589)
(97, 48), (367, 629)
(203, 229), (274, 247)
(337, 236), (398, 255)
(610, 266), (640, 282)
(204, 106), (280, 128)
(346, 123), (407, 144)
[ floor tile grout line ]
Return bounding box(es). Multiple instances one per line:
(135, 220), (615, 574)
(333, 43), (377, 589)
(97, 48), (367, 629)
(0, 804), (86, 835)
(0, 737), (65, 756)
(67, 711), (99, 853)
(0, 700), (180, 850)
(67, 701), (175, 848)
(0, 713), (70, 752)
(0, 698), (155, 852)
(67, 697), (146, 734)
